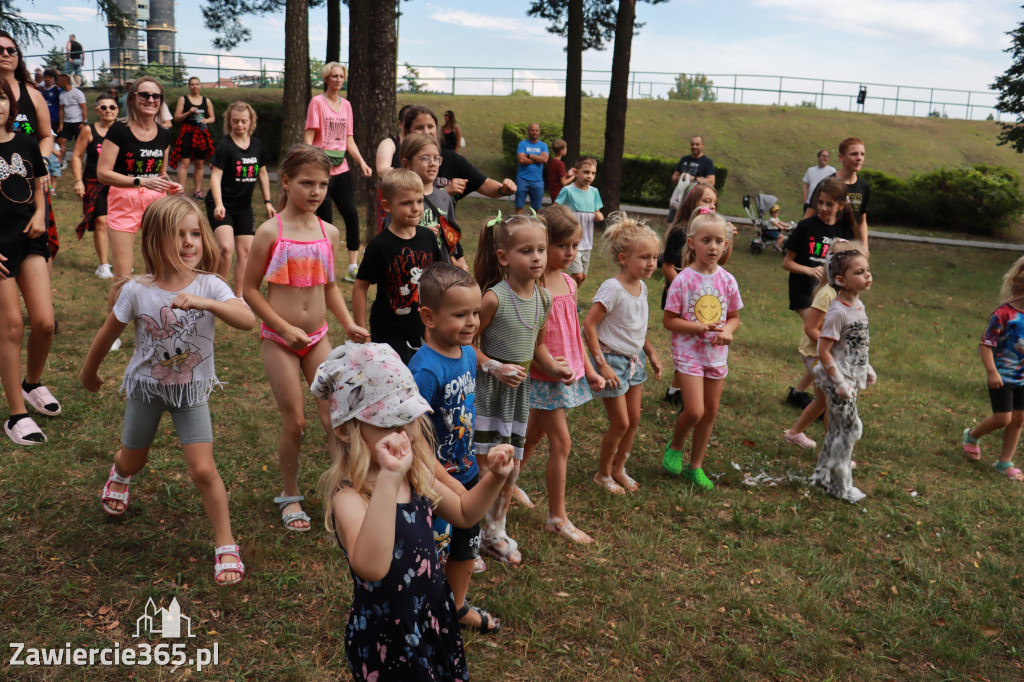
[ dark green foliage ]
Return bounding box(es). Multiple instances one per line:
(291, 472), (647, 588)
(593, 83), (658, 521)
(667, 73), (716, 102)
(502, 121), (565, 164)
(993, 9), (1024, 152)
(862, 166), (1024, 234)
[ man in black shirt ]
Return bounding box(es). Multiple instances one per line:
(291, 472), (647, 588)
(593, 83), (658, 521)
(65, 35), (84, 87)
(668, 135), (716, 222)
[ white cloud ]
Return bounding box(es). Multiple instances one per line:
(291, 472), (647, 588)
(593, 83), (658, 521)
(429, 9), (550, 39)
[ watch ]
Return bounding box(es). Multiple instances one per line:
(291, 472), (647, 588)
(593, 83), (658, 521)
(133, 177), (141, 187)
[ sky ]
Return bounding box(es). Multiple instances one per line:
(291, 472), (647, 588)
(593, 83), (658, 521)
(16, 0), (1022, 119)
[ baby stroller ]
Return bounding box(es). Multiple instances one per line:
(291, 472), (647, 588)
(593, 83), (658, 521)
(744, 193), (793, 255)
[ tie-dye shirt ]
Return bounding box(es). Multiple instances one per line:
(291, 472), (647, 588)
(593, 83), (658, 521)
(665, 266), (743, 368)
(982, 303), (1024, 385)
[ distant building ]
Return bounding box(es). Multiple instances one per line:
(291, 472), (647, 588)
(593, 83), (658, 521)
(107, 0), (176, 82)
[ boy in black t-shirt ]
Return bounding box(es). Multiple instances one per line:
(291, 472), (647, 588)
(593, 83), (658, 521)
(353, 169), (443, 364)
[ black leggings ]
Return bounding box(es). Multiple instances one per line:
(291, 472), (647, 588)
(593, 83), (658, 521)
(315, 171), (360, 250)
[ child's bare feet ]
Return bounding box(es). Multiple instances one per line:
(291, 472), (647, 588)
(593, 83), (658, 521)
(545, 516), (594, 544)
(612, 470), (640, 492)
(511, 485), (535, 508)
(593, 473), (625, 495)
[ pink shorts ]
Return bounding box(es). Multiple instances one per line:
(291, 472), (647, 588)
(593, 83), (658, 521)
(107, 186), (167, 233)
(674, 357), (728, 379)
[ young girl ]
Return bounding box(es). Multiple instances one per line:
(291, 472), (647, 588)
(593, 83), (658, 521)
(660, 183), (720, 408)
(583, 213), (664, 494)
(962, 256), (1024, 482)
(810, 244), (875, 503)
(81, 196), (255, 586)
(316, 342), (516, 681)
(399, 132), (466, 269)
(783, 178), (855, 409)
(473, 212), (572, 564)
(522, 205), (605, 543)
(243, 144), (369, 532)
(662, 208), (742, 490)
(72, 93), (119, 279)
(0, 77), (60, 445)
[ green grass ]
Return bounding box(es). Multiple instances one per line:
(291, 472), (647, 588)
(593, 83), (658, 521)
(1, 191), (1023, 680)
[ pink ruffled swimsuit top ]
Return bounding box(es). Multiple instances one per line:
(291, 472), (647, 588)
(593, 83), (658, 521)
(264, 215), (335, 287)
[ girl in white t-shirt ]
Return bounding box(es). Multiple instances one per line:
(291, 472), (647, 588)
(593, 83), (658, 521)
(81, 196), (256, 586)
(583, 213), (664, 494)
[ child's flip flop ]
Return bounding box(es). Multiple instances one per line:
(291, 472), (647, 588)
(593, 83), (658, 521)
(962, 428), (981, 461)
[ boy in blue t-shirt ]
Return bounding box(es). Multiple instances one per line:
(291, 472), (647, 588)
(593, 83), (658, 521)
(409, 262), (500, 635)
(556, 155), (604, 285)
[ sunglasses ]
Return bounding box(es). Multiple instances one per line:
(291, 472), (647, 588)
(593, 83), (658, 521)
(0, 46), (18, 56)
(136, 92), (163, 101)
(98, 105), (118, 111)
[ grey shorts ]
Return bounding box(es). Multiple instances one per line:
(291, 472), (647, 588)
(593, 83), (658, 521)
(592, 351), (647, 399)
(568, 248), (592, 275)
(122, 393), (213, 449)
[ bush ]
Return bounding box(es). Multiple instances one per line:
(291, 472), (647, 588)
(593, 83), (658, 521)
(501, 123), (727, 207)
(861, 166), (1024, 234)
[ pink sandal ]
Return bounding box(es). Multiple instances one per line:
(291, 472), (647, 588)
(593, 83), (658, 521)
(100, 464), (131, 516)
(962, 428), (981, 461)
(214, 545), (245, 586)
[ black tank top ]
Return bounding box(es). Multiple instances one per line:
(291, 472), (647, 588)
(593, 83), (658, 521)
(441, 128), (457, 150)
(181, 96), (208, 124)
(84, 123), (108, 181)
(14, 81), (40, 140)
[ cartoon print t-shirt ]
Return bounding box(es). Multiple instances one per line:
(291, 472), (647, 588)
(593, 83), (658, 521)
(113, 274), (235, 406)
(409, 345), (479, 483)
(104, 121), (173, 178)
(210, 135), (267, 210)
(0, 133), (45, 238)
(982, 303), (1024, 386)
(665, 266), (743, 368)
(303, 94), (352, 175)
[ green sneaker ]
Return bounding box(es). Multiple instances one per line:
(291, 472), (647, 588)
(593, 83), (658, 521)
(683, 465), (714, 490)
(662, 445), (684, 475)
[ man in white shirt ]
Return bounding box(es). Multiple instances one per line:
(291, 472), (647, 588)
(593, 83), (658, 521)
(802, 149), (836, 210)
(56, 73), (87, 166)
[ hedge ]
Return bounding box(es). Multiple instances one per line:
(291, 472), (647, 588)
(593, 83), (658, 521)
(501, 122), (728, 208)
(860, 165), (1024, 235)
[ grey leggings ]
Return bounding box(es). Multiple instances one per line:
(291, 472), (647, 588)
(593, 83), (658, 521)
(810, 382), (865, 503)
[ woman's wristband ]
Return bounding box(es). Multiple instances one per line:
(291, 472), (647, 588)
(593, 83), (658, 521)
(264, 199), (273, 203)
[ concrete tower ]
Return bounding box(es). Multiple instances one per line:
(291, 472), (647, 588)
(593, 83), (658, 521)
(146, 0), (176, 66)
(106, 0), (142, 78)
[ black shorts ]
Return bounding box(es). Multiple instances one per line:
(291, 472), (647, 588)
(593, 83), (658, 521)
(448, 474), (481, 562)
(0, 233), (50, 277)
(205, 197), (255, 237)
(989, 384), (1024, 413)
(57, 121), (81, 141)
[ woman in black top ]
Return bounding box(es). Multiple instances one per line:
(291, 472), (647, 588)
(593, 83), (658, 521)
(72, 93), (119, 278)
(172, 77), (216, 199)
(440, 110), (462, 150)
(97, 76), (180, 310)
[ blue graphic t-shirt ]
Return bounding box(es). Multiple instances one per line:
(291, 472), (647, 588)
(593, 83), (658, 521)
(516, 138), (549, 184)
(409, 344), (479, 483)
(982, 303), (1024, 385)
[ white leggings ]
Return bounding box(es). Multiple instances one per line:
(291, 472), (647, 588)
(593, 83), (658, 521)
(810, 382), (865, 503)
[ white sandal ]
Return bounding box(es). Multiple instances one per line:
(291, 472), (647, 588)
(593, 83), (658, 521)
(5, 416), (47, 445)
(273, 494), (312, 532)
(22, 385), (61, 416)
(214, 545), (245, 586)
(101, 464), (131, 515)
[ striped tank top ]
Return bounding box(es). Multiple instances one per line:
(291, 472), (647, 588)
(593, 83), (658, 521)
(481, 280), (551, 365)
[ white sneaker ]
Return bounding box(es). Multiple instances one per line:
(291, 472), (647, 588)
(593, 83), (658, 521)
(344, 263), (358, 283)
(95, 264), (113, 279)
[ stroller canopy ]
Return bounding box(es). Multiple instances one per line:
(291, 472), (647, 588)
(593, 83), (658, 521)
(755, 194), (777, 214)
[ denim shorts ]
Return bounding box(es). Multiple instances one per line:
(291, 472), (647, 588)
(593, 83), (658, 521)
(592, 351), (647, 399)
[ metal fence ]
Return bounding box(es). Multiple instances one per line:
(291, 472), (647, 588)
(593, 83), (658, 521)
(25, 48), (1003, 122)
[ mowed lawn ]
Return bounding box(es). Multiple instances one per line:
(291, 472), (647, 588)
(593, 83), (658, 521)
(1, 190), (1023, 681)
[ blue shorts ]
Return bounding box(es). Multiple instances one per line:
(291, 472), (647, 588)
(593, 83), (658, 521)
(514, 179), (544, 210)
(68, 59), (83, 76)
(592, 351), (647, 399)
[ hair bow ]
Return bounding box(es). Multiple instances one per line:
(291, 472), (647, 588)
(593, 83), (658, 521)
(486, 210), (503, 227)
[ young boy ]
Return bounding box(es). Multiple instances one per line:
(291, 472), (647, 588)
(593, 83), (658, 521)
(545, 139), (575, 203)
(409, 262), (501, 635)
(555, 155), (604, 285)
(353, 169), (443, 364)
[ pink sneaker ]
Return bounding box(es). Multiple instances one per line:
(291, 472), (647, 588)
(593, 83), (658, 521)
(783, 430), (816, 449)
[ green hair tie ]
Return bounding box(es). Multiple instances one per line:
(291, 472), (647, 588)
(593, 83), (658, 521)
(486, 210), (503, 227)
(528, 207), (538, 218)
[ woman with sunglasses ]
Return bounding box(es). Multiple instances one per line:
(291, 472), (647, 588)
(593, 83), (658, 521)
(72, 93), (120, 280)
(97, 76), (181, 313)
(0, 31), (59, 260)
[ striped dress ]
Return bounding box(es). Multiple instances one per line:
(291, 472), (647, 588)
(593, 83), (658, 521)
(474, 280), (550, 459)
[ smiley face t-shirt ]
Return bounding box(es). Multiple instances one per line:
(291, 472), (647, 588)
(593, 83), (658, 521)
(665, 265), (743, 368)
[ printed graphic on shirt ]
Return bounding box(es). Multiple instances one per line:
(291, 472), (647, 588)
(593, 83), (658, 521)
(689, 287), (724, 325)
(322, 115), (348, 147)
(125, 148), (164, 177)
(806, 235), (837, 261)
(139, 306), (210, 386)
(13, 114), (34, 137)
(234, 156), (260, 183)
(0, 152), (34, 203)
(385, 247), (431, 315)
(439, 371), (476, 472)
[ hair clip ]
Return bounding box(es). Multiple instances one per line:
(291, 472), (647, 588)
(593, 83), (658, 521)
(528, 207), (538, 218)
(486, 210), (503, 228)
(698, 206), (714, 215)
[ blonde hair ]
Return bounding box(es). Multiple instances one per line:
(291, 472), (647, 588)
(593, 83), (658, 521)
(321, 61), (347, 86)
(222, 100), (257, 136)
(680, 209), (731, 269)
(1000, 256), (1024, 304)
(320, 416), (441, 538)
(603, 212), (660, 267)
(381, 168), (424, 201)
(125, 76), (164, 124)
(474, 213), (548, 291)
(139, 196), (219, 282)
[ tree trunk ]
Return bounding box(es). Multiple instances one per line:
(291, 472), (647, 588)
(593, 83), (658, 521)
(563, 0), (583, 166)
(602, 0), (635, 213)
(326, 0), (341, 63)
(347, 0), (397, 242)
(281, 0), (310, 158)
